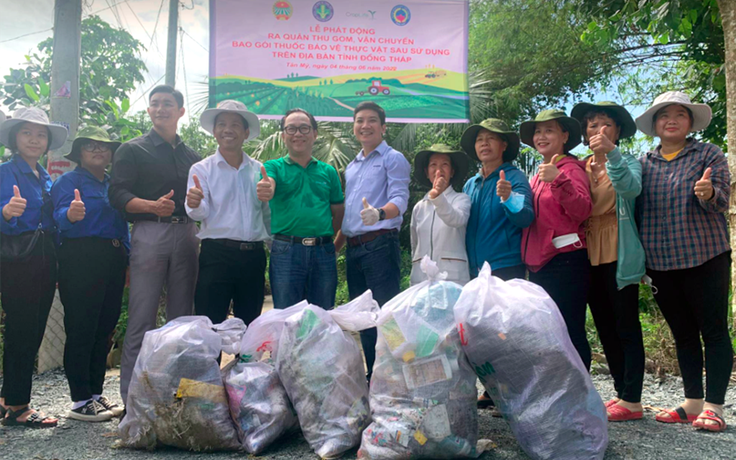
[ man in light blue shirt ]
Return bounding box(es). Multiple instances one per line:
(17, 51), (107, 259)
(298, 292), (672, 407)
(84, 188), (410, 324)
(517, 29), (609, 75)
(335, 101), (410, 380)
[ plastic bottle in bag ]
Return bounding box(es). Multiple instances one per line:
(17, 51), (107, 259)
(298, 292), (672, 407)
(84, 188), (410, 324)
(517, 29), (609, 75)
(358, 257), (481, 460)
(454, 262), (608, 460)
(118, 316), (244, 451)
(275, 292), (379, 459)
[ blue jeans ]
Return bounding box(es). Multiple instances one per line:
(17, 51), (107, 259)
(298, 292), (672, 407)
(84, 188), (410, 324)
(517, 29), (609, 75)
(346, 232), (401, 379)
(269, 239), (338, 310)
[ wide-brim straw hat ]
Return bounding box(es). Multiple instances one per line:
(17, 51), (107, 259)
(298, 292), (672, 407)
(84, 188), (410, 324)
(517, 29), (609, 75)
(413, 144), (469, 189)
(200, 99), (260, 140)
(520, 109), (582, 151)
(635, 91), (712, 137)
(0, 107), (68, 150)
(460, 118), (520, 163)
(65, 126), (122, 163)
(571, 101), (637, 140)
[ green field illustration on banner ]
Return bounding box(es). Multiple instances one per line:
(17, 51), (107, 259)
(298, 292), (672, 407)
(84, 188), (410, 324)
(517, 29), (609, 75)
(209, 68), (469, 120)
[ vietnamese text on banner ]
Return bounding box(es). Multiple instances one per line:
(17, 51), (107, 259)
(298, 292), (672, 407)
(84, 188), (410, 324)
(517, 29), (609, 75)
(209, 0), (470, 123)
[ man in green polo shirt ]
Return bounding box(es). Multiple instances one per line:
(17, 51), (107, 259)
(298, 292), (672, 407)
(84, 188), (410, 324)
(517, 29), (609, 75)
(257, 108), (344, 309)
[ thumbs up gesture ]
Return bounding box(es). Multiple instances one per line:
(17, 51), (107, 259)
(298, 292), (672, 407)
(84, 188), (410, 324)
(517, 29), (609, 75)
(428, 170), (448, 200)
(360, 197), (380, 226)
(257, 166), (275, 202)
(694, 167), (714, 201)
(67, 189), (86, 223)
(152, 190), (175, 217)
(589, 125), (616, 155)
(539, 154), (561, 183)
(2, 185), (27, 221)
(187, 174), (205, 209)
(496, 169), (512, 201)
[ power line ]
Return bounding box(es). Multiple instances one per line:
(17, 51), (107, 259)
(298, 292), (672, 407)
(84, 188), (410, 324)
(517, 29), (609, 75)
(149, 0), (166, 50)
(130, 74), (165, 106)
(179, 27), (190, 114)
(123, 0), (166, 60)
(181, 28), (207, 52)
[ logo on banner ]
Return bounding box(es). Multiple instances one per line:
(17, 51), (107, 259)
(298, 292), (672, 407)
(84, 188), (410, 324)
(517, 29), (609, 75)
(313, 1), (334, 22)
(273, 1), (292, 20)
(390, 5), (411, 26)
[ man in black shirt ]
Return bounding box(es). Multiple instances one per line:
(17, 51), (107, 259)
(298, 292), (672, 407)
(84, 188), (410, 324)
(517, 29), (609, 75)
(109, 85), (201, 406)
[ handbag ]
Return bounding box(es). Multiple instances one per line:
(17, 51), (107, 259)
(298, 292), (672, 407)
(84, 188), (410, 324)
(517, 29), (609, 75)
(0, 229), (42, 261)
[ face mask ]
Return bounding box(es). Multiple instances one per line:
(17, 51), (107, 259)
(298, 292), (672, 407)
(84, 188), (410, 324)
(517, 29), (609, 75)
(501, 192), (525, 214)
(551, 233), (583, 249)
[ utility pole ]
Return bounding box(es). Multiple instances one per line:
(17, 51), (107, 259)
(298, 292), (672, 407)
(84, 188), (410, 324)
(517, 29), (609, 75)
(165, 0), (179, 87)
(39, 0), (83, 374)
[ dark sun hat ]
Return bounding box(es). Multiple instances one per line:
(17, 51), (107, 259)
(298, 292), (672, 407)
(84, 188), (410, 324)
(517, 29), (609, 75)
(413, 144), (469, 189)
(65, 126), (121, 163)
(519, 109), (582, 151)
(571, 101), (637, 140)
(460, 118), (520, 163)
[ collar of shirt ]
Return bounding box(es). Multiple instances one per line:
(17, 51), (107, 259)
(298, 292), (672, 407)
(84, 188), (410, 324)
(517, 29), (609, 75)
(13, 154), (50, 181)
(213, 148), (251, 171)
(283, 155), (318, 167)
(355, 140), (389, 162)
(648, 138), (697, 162)
(147, 128), (182, 148)
(75, 165), (109, 184)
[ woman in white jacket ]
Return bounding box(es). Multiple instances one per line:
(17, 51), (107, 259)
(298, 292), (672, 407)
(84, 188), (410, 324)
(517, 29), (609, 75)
(410, 144), (471, 285)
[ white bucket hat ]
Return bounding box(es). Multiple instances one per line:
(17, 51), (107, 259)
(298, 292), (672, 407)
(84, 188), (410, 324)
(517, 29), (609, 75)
(635, 91), (712, 137)
(200, 100), (260, 140)
(0, 107), (68, 150)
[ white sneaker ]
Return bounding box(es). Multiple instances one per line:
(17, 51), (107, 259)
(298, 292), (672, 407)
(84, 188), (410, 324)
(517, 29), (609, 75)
(67, 400), (113, 422)
(95, 396), (124, 418)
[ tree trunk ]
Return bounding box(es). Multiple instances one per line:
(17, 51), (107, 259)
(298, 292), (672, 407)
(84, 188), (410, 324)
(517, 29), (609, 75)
(717, 0), (736, 330)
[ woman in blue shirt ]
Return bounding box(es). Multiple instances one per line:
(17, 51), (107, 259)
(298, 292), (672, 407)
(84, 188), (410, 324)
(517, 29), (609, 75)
(51, 127), (129, 422)
(0, 107), (67, 428)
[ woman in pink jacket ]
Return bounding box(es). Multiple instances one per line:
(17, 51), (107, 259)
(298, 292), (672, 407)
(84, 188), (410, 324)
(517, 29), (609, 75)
(520, 109), (593, 370)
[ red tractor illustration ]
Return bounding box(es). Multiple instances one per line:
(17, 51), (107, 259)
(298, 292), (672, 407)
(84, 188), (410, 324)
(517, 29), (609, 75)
(356, 80), (390, 96)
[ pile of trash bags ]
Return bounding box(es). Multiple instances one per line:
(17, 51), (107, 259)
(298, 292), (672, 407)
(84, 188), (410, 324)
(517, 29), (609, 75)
(222, 311), (298, 454)
(275, 292), (378, 459)
(454, 263), (608, 460)
(359, 258), (481, 459)
(118, 317), (244, 451)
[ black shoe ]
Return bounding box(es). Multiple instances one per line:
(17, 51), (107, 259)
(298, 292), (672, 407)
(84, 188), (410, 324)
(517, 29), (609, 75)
(67, 400), (113, 422)
(96, 396), (124, 417)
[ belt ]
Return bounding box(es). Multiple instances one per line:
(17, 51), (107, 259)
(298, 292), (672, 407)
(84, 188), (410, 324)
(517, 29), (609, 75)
(347, 229), (397, 247)
(209, 238), (263, 251)
(135, 215), (190, 224)
(274, 234), (332, 246)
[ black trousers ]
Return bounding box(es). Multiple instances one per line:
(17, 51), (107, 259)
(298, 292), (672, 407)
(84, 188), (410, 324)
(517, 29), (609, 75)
(588, 261), (644, 403)
(58, 237), (126, 402)
(492, 264), (527, 281)
(529, 249), (592, 370)
(647, 251), (733, 405)
(0, 232), (57, 406)
(194, 239), (266, 326)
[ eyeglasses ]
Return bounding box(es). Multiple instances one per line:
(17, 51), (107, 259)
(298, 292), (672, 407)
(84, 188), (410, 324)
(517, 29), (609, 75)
(283, 125), (313, 135)
(81, 141), (111, 152)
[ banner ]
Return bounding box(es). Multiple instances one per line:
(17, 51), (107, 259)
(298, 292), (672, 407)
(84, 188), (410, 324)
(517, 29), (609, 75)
(209, 0), (469, 123)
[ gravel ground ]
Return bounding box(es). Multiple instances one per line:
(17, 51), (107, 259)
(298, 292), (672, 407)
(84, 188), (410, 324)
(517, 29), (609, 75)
(0, 370), (734, 460)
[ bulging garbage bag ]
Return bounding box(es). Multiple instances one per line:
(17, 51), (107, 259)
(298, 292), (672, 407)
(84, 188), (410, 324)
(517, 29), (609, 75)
(358, 257), (481, 459)
(275, 292), (378, 459)
(454, 262), (608, 460)
(222, 307), (299, 454)
(118, 316), (244, 451)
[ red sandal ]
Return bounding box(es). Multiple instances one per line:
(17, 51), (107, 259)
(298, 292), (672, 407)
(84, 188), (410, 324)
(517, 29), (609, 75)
(655, 406), (697, 424)
(692, 410), (727, 432)
(607, 404), (643, 422)
(604, 398), (619, 408)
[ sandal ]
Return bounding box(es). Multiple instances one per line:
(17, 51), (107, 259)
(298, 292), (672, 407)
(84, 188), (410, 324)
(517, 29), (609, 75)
(655, 406), (698, 424)
(604, 398), (619, 408)
(607, 404), (643, 422)
(2, 406), (58, 429)
(693, 410), (727, 432)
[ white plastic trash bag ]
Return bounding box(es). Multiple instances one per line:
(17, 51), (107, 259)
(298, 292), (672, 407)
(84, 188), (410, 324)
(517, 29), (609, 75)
(454, 263), (608, 460)
(118, 316), (244, 451)
(222, 308), (298, 454)
(358, 257), (481, 459)
(275, 292), (378, 459)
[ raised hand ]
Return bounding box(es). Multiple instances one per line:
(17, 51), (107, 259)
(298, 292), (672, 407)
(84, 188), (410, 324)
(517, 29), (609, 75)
(187, 174), (205, 208)
(2, 185), (27, 221)
(694, 167), (714, 201)
(496, 169), (511, 201)
(360, 197), (380, 226)
(67, 189), (86, 222)
(589, 126), (616, 155)
(152, 190), (175, 217)
(256, 166), (274, 202)
(428, 170), (449, 200)
(539, 154), (561, 183)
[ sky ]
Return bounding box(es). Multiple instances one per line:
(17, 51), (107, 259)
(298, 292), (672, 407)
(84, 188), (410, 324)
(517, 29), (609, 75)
(0, 0), (210, 121)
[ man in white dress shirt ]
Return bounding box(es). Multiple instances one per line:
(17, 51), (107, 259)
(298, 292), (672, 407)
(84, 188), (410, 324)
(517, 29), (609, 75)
(185, 100), (270, 325)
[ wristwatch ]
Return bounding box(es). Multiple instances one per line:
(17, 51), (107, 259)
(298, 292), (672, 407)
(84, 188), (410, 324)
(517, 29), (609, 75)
(378, 208), (386, 221)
